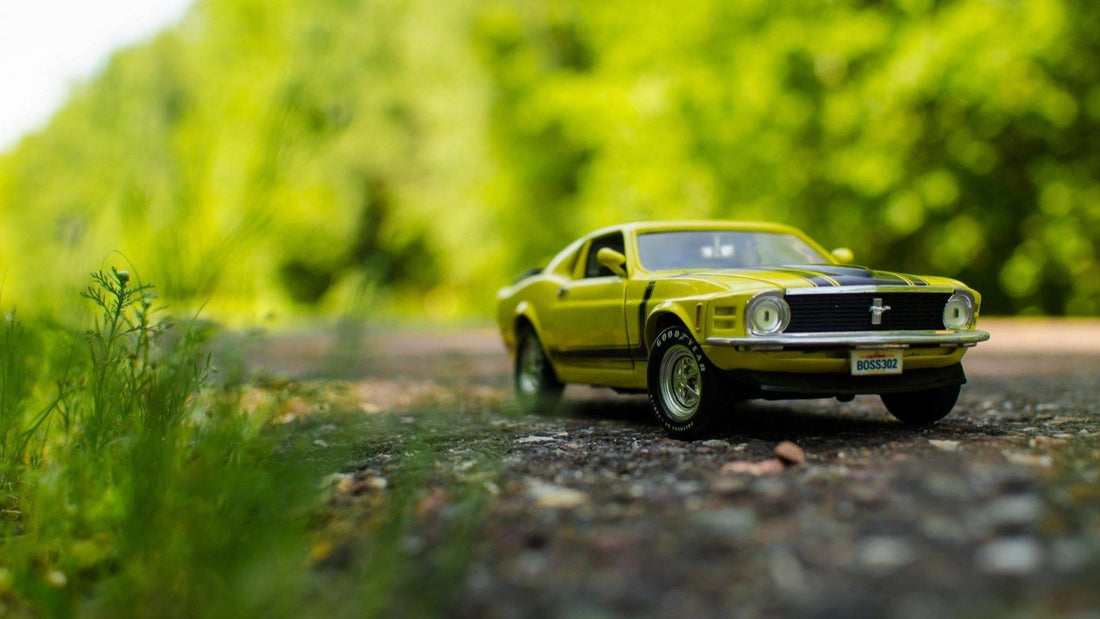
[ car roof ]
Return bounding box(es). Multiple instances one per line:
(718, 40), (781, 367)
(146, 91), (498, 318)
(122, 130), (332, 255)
(585, 220), (806, 238)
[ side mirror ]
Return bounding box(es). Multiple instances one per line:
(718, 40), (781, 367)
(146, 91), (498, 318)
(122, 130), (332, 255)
(831, 247), (855, 265)
(597, 247), (628, 278)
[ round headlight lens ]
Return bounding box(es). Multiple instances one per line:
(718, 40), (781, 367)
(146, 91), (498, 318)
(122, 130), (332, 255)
(747, 295), (790, 335)
(942, 293), (974, 330)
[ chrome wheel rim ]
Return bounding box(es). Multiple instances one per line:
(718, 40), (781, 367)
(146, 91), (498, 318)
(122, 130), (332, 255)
(517, 337), (544, 398)
(659, 345), (701, 421)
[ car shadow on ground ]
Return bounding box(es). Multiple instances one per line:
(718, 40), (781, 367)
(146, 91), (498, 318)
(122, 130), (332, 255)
(553, 389), (1000, 443)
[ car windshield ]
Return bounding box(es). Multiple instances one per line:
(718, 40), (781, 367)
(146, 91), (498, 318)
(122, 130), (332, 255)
(636, 231), (828, 271)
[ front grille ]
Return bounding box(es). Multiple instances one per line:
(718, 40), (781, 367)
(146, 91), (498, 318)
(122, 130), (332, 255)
(785, 292), (950, 333)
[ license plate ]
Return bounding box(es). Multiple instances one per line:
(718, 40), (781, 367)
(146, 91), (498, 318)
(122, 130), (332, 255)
(850, 350), (903, 376)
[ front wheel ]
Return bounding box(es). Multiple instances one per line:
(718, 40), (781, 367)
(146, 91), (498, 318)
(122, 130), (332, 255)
(514, 326), (563, 413)
(880, 384), (961, 425)
(647, 325), (725, 439)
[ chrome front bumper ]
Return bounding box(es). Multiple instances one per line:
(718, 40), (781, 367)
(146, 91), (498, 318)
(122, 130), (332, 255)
(705, 330), (990, 351)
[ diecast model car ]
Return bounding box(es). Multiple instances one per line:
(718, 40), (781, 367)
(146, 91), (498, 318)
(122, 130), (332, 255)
(496, 221), (990, 439)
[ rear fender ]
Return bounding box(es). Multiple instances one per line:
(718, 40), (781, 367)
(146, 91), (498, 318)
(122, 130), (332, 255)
(510, 301), (544, 352)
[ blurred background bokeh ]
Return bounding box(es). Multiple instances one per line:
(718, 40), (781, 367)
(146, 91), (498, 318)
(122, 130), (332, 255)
(1, 0), (1097, 323)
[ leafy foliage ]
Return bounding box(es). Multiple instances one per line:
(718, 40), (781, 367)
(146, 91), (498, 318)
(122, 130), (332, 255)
(0, 0), (1097, 316)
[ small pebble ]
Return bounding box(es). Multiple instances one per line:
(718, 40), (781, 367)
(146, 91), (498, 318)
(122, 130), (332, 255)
(769, 549), (807, 594)
(774, 441), (806, 465)
(975, 538), (1044, 575)
(984, 495), (1044, 529)
(929, 439), (960, 452)
(709, 476), (747, 494)
(675, 482), (703, 495)
(857, 536), (916, 571)
(1002, 451), (1052, 468)
(1030, 436), (1068, 448)
(526, 480), (589, 509)
(516, 435), (557, 444)
(720, 459), (785, 476)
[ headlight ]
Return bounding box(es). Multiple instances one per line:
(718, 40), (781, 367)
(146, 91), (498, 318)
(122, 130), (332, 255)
(942, 292), (974, 330)
(747, 294), (790, 335)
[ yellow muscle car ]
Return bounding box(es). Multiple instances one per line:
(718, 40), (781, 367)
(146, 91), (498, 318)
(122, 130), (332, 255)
(496, 221), (990, 439)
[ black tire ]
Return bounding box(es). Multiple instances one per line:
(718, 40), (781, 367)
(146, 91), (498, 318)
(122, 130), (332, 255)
(647, 325), (725, 439)
(514, 326), (563, 413)
(880, 384), (961, 425)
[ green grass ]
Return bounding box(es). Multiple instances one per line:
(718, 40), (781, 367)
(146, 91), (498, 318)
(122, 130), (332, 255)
(0, 268), (503, 618)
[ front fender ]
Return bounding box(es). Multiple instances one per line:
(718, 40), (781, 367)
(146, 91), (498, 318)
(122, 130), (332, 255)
(644, 300), (705, 353)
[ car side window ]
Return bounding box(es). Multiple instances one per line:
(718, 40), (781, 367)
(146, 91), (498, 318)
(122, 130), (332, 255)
(584, 232), (626, 278)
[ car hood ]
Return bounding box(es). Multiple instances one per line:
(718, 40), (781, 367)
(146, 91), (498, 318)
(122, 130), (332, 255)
(660, 264), (943, 291)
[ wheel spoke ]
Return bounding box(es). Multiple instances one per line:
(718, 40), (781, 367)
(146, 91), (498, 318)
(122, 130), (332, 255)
(660, 345), (703, 420)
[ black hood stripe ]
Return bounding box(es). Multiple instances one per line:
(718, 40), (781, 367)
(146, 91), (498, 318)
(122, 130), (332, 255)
(743, 267), (833, 287)
(784, 267), (837, 287)
(670, 266), (931, 288)
(790, 265), (921, 287)
(754, 265), (928, 288)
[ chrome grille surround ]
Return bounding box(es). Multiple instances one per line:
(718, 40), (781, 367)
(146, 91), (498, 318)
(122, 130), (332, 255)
(783, 286), (954, 333)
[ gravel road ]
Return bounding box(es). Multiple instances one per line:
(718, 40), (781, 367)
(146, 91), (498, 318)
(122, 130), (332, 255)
(255, 319), (1100, 618)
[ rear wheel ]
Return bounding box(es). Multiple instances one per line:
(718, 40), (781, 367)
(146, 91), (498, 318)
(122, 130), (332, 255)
(514, 326), (563, 413)
(880, 384), (961, 425)
(647, 325), (725, 439)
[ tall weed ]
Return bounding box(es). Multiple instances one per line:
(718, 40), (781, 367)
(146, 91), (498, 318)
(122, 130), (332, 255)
(0, 268), (493, 618)
(0, 269), (335, 617)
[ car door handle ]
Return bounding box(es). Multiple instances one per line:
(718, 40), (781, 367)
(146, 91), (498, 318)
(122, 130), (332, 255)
(557, 287), (569, 298)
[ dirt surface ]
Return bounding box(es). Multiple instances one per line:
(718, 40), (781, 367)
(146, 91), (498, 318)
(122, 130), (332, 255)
(253, 319), (1100, 618)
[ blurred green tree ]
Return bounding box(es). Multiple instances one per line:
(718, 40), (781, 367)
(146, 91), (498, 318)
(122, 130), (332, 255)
(0, 0), (1095, 318)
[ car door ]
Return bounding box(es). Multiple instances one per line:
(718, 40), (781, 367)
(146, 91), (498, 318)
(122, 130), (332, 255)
(544, 232), (633, 371)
